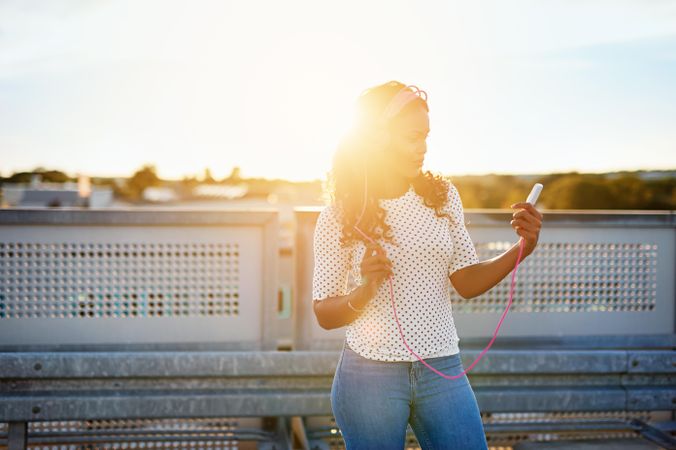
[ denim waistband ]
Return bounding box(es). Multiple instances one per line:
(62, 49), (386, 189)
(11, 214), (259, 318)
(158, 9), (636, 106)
(342, 340), (463, 369)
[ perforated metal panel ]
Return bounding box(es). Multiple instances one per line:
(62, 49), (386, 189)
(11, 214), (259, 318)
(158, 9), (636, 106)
(453, 219), (674, 339)
(454, 242), (657, 314)
(0, 241), (242, 319)
(0, 210), (280, 349)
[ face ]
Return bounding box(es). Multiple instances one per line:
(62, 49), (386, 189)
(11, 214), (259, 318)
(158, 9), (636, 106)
(386, 103), (430, 178)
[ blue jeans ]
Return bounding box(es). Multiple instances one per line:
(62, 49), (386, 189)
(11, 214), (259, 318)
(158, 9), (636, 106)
(331, 341), (489, 450)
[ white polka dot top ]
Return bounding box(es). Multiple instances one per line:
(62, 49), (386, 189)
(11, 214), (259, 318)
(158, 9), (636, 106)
(312, 181), (480, 362)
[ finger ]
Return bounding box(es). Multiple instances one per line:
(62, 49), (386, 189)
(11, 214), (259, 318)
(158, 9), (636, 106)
(512, 214), (541, 228)
(511, 219), (538, 233)
(374, 255), (392, 266)
(511, 202), (543, 221)
(362, 262), (393, 274)
(513, 209), (541, 227)
(532, 205), (543, 221)
(514, 203), (542, 220)
(514, 225), (531, 237)
(511, 202), (538, 210)
(362, 255), (392, 269)
(374, 269), (393, 281)
(511, 202), (535, 217)
(512, 209), (532, 220)
(375, 261), (393, 272)
(365, 269), (391, 284)
(361, 262), (379, 273)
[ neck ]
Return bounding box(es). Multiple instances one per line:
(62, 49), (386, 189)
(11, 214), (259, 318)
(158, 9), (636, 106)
(373, 176), (412, 199)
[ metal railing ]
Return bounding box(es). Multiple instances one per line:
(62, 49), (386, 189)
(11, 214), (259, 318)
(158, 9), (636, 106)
(0, 207), (674, 450)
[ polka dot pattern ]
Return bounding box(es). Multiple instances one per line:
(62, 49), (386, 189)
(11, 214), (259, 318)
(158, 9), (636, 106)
(312, 181), (480, 362)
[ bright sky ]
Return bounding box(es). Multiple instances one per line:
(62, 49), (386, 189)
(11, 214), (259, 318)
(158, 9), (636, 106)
(1, 0), (675, 181)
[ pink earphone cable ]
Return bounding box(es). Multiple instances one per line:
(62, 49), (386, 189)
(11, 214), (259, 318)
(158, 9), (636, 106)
(352, 173), (526, 380)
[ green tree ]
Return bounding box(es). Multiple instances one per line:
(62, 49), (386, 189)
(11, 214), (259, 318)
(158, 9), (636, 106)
(545, 175), (617, 209)
(125, 164), (161, 201)
(202, 168), (215, 184)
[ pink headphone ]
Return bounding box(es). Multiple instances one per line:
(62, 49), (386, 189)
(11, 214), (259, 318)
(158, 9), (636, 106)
(359, 84), (428, 151)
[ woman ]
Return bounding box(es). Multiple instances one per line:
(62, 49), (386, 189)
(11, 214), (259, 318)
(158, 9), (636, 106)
(312, 81), (543, 449)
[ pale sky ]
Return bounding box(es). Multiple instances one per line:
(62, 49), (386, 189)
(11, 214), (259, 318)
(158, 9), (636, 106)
(1, 0), (675, 181)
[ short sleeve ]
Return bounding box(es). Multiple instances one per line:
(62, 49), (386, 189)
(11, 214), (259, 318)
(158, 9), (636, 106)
(312, 205), (354, 301)
(447, 183), (480, 276)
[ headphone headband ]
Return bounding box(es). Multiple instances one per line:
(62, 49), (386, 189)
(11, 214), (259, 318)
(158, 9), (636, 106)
(381, 84), (428, 121)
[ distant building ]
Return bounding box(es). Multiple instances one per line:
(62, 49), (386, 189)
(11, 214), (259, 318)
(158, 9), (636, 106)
(1, 174), (113, 208)
(142, 186), (179, 203)
(191, 183), (248, 199)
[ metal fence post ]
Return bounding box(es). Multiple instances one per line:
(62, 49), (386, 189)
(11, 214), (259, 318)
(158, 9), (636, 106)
(7, 421), (27, 450)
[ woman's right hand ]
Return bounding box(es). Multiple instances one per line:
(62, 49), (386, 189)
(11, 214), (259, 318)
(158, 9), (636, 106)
(359, 241), (393, 296)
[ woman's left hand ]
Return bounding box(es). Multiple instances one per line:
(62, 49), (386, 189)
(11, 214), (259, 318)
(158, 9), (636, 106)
(510, 202), (543, 257)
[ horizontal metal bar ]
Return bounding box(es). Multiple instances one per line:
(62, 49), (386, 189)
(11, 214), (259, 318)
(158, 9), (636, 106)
(8, 372), (668, 392)
(461, 210), (676, 228)
(5, 386), (674, 421)
(304, 419), (635, 437)
(0, 349), (644, 378)
(459, 334), (676, 350)
(1, 334), (673, 353)
(0, 208), (278, 226)
(0, 391), (331, 421)
(626, 387), (676, 410)
(0, 342), (265, 353)
(474, 386), (630, 412)
(627, 351), (676, 373)
(20, 428), (275, 438)
(294, 207), (676, 228)
(23, 434), (274, 445)
(0, 351), (337, 378)
(0, 207), (676, 228)
(484, 419), (641, 433)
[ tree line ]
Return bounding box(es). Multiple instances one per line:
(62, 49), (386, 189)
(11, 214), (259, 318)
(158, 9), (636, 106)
(1, 166), (674, 209)
(452, 171), (674, 210)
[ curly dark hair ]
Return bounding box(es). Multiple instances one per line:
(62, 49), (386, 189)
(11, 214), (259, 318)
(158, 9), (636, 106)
(320, 80), (459, 250)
